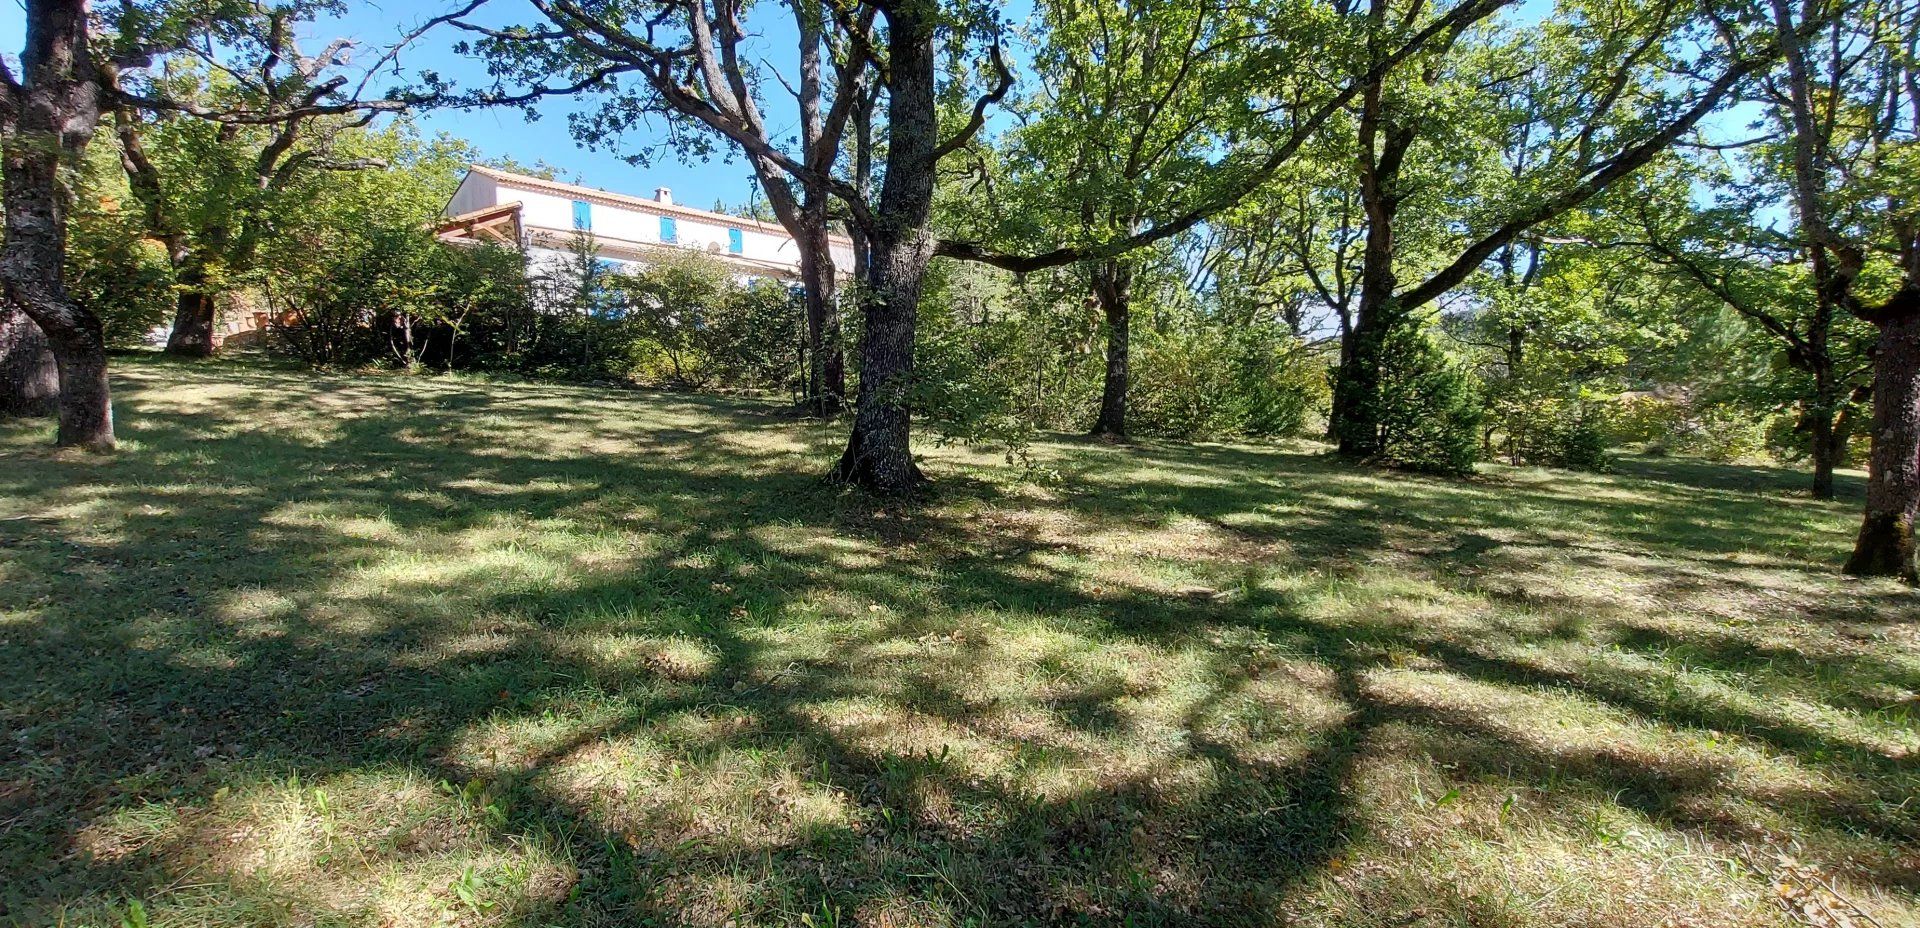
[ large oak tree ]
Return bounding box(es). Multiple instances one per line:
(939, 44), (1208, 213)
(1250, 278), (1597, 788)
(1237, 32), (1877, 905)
(1755, 0), (1920, 580)
(0, 0), (119, 448)
(1324, 0), (1808, 461)
(109, 1), (462, 357)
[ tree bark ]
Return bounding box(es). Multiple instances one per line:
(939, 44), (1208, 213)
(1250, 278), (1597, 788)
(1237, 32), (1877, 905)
(1331, 45), (1412, 458)
(833, 2), (938, 494)
(728, 3), (848, 420)
(166, 277), (218, 357)
(0, 302), (59, 416)
(1845, 310), (1920, 582)
(115, 93), (216, 362)
(1803, 359), (1847, 501)
(1089, 260), (1132, 439)
(751, 167), (844, 417)
(0, 0), (113, 450)
(798, 212), (844, 417)
(836, 231), (931, 491)
(1334, 241), (1402, 457)
(1801, 291), (1845, 499)
(1808, 408), (1841, 501)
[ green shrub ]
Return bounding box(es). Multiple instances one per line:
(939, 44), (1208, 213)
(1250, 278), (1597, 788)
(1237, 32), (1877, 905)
(610, 253), (800, 391)
(1602, 393), (1689, 446)
(1368, 324), (1483, 475)
(911, 290), (1040, 465)
(1526, 406), (1612, 472)
(1131, 323), (1327, 441)
(1131, 326), (1245, 439)
(1675, 406), (1772, 463)
(264, 224), (532, 370)
(1491, 392), (1614, 472)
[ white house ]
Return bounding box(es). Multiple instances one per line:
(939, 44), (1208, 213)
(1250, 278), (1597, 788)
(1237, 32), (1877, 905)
(435, 164), (854, 283)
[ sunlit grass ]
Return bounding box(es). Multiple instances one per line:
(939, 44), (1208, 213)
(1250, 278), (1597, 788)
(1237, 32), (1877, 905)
(1, 355), (1914, 927)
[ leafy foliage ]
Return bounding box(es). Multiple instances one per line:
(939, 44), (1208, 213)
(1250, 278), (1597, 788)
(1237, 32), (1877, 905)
(607, 248), (801, 391)
(66, 173), (175, 346)
(1132, 319), (1328, 441)
(1366, 323), (1483, 475)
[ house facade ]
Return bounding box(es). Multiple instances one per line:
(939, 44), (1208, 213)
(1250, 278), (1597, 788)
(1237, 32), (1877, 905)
(436, 164), (854, 283)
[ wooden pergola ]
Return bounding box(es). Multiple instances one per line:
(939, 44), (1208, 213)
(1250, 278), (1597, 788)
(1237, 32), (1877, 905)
(435, 201), (524, 246)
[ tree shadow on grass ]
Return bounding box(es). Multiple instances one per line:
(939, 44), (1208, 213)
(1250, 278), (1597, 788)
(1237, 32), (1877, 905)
(1, 359), (1914, 925)
(1611, 453), (1869, 501)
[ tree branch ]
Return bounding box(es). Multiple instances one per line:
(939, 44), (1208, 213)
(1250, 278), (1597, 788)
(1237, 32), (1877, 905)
(933, 41), (1012, 161)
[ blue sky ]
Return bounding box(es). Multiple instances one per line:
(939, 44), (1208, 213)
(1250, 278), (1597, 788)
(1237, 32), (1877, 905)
(0, 0), (808, 210)
(336, 0), (825, 210)
(0, 0), (1759, 216)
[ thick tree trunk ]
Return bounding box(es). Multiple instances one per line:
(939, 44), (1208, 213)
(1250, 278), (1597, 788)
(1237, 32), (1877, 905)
(1089, 260), (1132, 439)
(0, 229), (114, 449)
(1799, 306), (1845, 500)
(834, 3), (936, 494)
(1845, 311), (1920, 582)
(835, 234), (930, 491)
(0, 0), (113, 450)
(42, 321), (112, 445)
(1334, 294), (1396, 456)
(1330, 64), (1410, 458)
(0, 302), (59, 417)
(1332, 230), (1401, 457)
(1323, 306), (1355, 442)
(166, 279), (218, 357)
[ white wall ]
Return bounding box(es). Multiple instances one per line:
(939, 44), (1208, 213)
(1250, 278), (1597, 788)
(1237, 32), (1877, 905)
(516, 189), (581, 237)
(450, 171), (852, 278)
(445, 172), (500, 217)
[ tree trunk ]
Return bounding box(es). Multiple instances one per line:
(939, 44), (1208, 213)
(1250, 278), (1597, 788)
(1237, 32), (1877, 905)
(1333, 213), (1403, 457)
(1330, 61), (1411, 458)
(1809, 413), (1840, 501)
(1845, 311), (1920, 582)
(1, 232), (114, 449)
(166, 278), (218, 357)
(0, 0), (113, 450)
(42, 321), (112, 445)
(0, 302), (59, 417)
(834, 2), (937, 494)
(1089, 260), (1132, 439)
(1795, 294), (1845, 500)
(798, 219), (845, 417)
(835, 233), (930, 491)
(1804, 386), (1845, 500)
(1324, 305), (1354, 442)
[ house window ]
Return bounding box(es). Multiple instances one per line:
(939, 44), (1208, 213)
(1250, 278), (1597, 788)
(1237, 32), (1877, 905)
(591, 259), (625, 319)
(728, 228), (744, 254)
(572, 200), (592, 231)
(659, 216), (678, 243)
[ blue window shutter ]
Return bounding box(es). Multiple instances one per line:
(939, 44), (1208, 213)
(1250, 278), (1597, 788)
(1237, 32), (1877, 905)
(572, 200), (592, 230)
(728, 228), (744, 253)
(660, 216), (677, 243)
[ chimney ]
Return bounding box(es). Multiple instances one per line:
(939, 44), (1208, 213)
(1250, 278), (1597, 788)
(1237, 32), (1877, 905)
(654, 186), (673, 205)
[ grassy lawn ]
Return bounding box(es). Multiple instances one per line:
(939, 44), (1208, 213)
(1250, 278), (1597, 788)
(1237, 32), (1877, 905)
(2, 356), (1916, 927)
